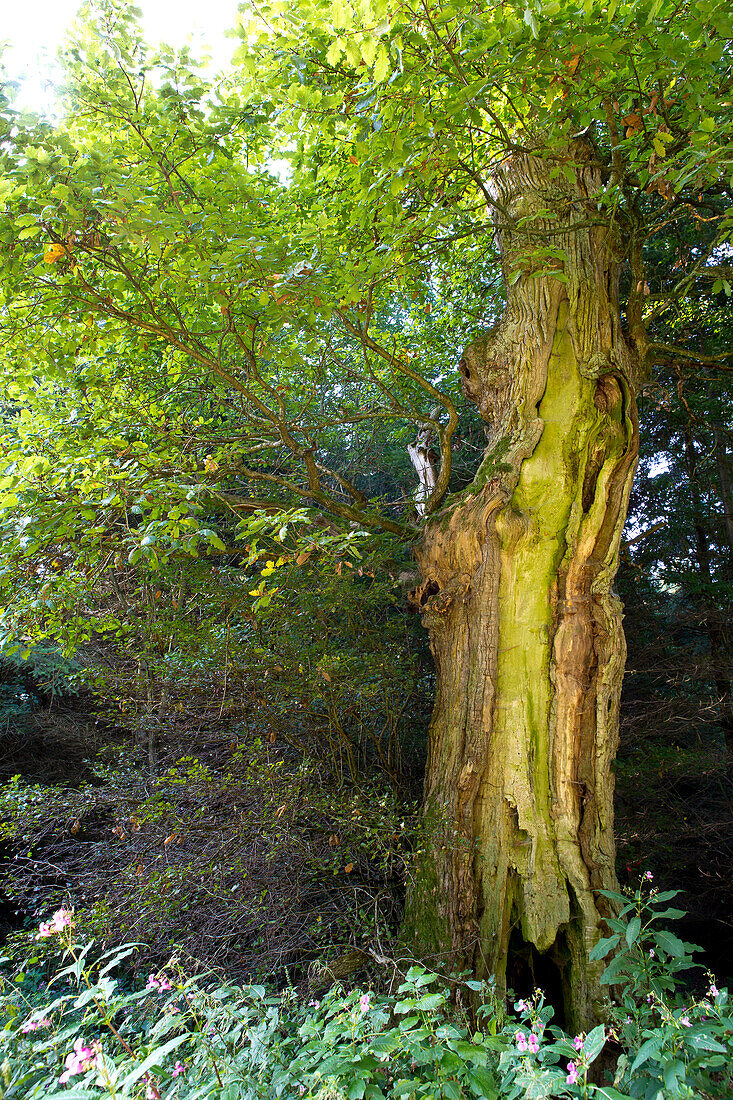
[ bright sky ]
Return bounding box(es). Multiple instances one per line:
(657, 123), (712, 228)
(2, 0), (241, 114)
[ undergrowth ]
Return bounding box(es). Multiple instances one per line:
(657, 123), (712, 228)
(1, 879), (731, 1100)
(0, 740), (413, 982)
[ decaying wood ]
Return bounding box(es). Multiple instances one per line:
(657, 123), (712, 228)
(408, 425), (439, 516)
(406, 143), (640, 1030)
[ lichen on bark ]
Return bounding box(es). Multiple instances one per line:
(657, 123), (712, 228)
(405, 142), (641, 1031)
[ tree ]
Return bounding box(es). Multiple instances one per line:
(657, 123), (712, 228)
(1, 0), (732, 1027)
(625, 359), (733, 770)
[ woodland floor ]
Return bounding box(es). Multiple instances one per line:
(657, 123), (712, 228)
(1, 676), (731, 995)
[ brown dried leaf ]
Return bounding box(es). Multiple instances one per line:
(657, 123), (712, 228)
(564, 52), (581, 75)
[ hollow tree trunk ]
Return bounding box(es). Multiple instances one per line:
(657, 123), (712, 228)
(405, 145), (640, 1031)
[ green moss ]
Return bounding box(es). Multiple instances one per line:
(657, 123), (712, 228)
(402, 811), (452, 958)
(471, 437), (513, 491)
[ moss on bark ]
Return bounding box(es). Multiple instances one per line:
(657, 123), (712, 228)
(405, 145), (640, 1031)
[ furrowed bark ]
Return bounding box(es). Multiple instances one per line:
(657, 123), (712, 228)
(405, 144), (640, 1030)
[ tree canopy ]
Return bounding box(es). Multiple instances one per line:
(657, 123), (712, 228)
(1, 0), (731, 650)
(1, 0), (732, 1031)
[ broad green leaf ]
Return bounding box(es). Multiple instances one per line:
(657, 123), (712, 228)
(118, 1033), (189, 1091)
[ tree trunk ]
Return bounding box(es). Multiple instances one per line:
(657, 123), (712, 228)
(405, 146), (640, 1031)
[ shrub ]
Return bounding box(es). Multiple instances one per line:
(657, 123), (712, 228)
(1, 878), (731, 1099)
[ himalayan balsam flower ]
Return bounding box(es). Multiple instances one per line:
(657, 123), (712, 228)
(679, 1015), (692, 1027)
(359, 993), (370, 1013)
(59, 1038), (97, 1083)
(644, 871), (654, 881)
(38, 909), (73, 938)
(145, 1080), (161, 1100)
(172, 1062), (185, 1078)
(573, 1035), (584, 1052)
(21, 1017), (51, 1034)
(515, 1031), (528, 1052)
(146, 973), (172, 992)
(566, 1061), (579, 1086)
(515, 999), (529, 1013)
(527, 1033), (539, 1054)
(649, 949), (655, 958)
(710, 984), (719, 997)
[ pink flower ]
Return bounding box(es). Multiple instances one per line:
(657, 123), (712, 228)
(710, 984), (719, 997)
(20, 1017), (51, 1033)
(59, 1037), (97, 1083)
(515, 999), (529, 1013)
(145, 1080), (161, 1100)
(528, 1033), (539, 1053)
(308, 999), (320, 1008)
(573, 1034), (584, 1051)
(146, 973), (171, 992)
(649, 949), (655, 958)
(566, 1061), (579, 1085)
(516, 1031), (528, 1052)
(679, 1015), (692, 1027)
(40, 910), (73, 938)
(644, 871), (653, 881)
(172, 1062), (185, 1078)
(359, 993), (370, 1013)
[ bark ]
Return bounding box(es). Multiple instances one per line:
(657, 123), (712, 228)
(408, 426), (439, 517)
(405, 144), (640, 1031)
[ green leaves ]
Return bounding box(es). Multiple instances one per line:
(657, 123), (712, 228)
(589, 933), (620, 960)
(653, 930), (686, 958)
(625, 916), (641, 946)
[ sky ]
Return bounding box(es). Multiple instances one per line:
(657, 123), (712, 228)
(2, 0), (241, 114)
